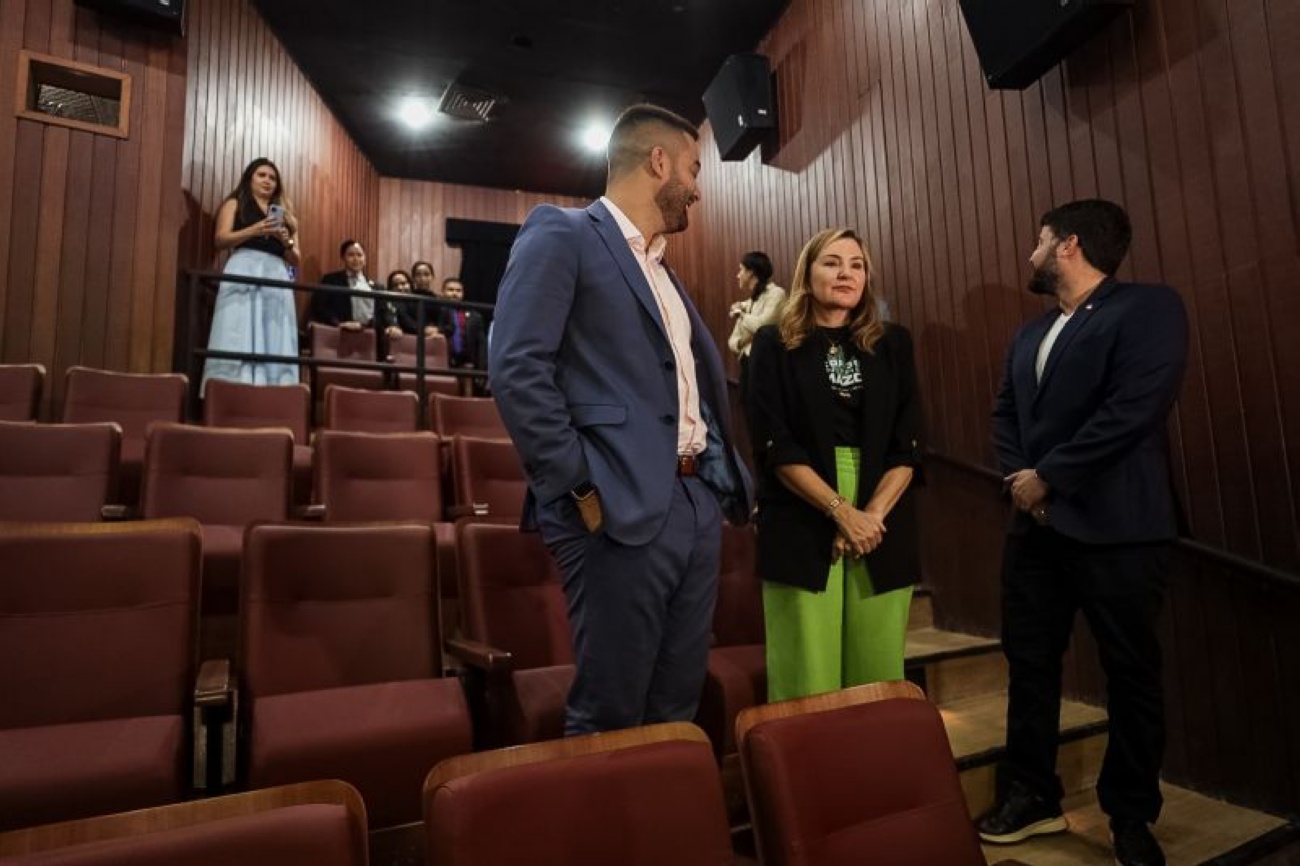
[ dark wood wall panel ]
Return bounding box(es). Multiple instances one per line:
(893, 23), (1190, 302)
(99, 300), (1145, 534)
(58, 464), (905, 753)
(375, 178), (585, 286)
(0, 0), (187, 416)
(180, 0), (380, 293)
(668, 0), (1300, 815)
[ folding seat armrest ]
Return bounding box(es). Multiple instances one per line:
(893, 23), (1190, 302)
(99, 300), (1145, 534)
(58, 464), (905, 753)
(296, 503), (326, 520)
(446, 636), (513, 674)
(100, 504), (136, 520)
(446, 502), (490, 520)
(192, 659), (238, 792)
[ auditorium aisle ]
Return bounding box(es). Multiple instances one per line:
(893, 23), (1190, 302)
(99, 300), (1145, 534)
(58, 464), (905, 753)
(901, 590), (1297, 865)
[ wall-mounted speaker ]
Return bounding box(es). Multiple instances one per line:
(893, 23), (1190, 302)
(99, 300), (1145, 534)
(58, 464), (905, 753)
(958, 0), (1133, 90)
(702, 53), (776, 162)
(75, 0), (186, 37)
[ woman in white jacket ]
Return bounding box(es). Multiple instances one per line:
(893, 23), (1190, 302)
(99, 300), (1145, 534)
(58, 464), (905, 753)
(727, 251), (786, 406)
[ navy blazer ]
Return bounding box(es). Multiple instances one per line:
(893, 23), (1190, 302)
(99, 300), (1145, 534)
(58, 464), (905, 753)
(992, 278), (1189, 544)
(747, 323), (923, 593)
(489, 200), (752, 545)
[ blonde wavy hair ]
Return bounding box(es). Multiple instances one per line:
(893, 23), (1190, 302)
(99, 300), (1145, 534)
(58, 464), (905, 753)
(779, 227), (884, 353)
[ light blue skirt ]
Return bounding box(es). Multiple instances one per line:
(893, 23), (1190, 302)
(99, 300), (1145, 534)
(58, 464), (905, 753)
(202, 249), (299, 394)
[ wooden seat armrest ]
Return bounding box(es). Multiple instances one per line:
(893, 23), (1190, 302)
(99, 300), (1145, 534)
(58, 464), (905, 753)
(446, 636), (513, 673)
(446, 503), (490, 520)
(192, 659), (237, 792)
(195, 659), (232, 708)
(296, 503), (326, 521)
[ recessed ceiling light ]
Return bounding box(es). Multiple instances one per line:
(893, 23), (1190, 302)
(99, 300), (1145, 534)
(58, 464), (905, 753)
(398, 96), (435, 130)
(580, 120), (611, 153)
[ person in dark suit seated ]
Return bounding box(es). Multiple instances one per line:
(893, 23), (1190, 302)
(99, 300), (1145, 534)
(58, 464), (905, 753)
(976, 199), (1188, 866)
(310, 239), (379, 332)
(746, 227), (923, 704)
(437, 277), (487, 390)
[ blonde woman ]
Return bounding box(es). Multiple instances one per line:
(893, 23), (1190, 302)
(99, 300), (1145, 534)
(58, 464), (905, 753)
(746, 227), (923, 701)
(726, 250), (785, 405)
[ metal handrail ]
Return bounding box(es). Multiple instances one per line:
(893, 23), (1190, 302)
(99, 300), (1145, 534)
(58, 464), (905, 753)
(923, 448), (1300, 590)
(181, 269), (490, 419)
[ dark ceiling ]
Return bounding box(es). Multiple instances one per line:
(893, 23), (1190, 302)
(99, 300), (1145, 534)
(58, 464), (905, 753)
(251, 0), (789, 199)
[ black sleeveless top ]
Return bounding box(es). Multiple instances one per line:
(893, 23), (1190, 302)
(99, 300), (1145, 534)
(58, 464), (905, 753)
(232, 196), (286, 257)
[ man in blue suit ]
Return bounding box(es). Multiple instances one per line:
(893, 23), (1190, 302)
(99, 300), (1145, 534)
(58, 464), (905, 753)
(489, 104), (752, 736)
(978, 200), (1188, 866)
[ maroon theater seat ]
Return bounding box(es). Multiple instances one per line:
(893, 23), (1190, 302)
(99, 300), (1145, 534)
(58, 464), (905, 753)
(203, 379), (313, 506)
(430, 394), (505, 440)
(424, 723), (736, 866)
(737, 681), (1025, 866)
(0, 421), (120, 522)
(449, 435), (527, 520)
(451, 522), (573, 747)
(61, 366), (187, 506)
(0, 780), (368, 866)
(313, 430), (457, 619)
(141, 423), (292, 618)
(0, 363), (44, 420)
(697, 523), (766, 759)
(387, 331), (459, 396)
(240, 523), (472, 828)
(323, 384), (420, 433)
(308, 323), (385, 407)
(0, 519), (201, 832)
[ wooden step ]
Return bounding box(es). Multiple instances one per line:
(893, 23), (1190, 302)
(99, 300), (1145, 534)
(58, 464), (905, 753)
(979, 782), (1292, 866)
(938, 692), (1109, 818)
(904, 626), (1005, 704)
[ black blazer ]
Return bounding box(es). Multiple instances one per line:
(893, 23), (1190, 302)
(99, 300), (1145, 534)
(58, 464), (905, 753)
(747, 323), (923, 593)
(310, 270), (380, 327)
(992, 278), (1189, 544)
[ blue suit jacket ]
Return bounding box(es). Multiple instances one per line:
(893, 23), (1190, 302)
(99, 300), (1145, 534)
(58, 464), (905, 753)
(489, 200), (752, 545)
(992, 278), (1189, 544)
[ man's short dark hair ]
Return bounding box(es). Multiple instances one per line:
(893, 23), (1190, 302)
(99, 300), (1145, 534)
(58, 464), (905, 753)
(339, 239), (364, 259)
(1040, 199), (1132, 276)
(442, 277), (463, 288)
(607, 104), (699, 178)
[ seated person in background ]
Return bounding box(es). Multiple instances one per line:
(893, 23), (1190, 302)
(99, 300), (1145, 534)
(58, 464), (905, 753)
(311, 239), (379, 331)
(438, 276), (486, 395)
(379, 269), (422, 337)
(410, 260), (442, 338)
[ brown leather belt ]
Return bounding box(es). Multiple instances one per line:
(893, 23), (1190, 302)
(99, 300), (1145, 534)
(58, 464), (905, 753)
(676, 453), (698, 477)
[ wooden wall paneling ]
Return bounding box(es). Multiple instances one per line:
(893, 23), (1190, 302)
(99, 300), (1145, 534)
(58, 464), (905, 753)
(4, 124), (43, 364)
(1229, 572), (1294, 812)
(30, 127), (69, 376)
(0, 0), (27, 343)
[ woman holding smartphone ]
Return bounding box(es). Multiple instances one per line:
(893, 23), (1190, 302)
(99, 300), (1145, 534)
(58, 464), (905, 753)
(202, 157), (301, 393)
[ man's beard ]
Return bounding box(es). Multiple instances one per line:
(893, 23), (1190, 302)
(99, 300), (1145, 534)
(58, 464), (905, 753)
(1027, 260), (1060, 296)
(655, 180), (693, 234)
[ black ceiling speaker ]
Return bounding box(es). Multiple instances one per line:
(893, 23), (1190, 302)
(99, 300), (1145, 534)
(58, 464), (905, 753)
(958, 0), (1133, 90)
(75, 0), (186, 37)
(702, 53), (776, 162)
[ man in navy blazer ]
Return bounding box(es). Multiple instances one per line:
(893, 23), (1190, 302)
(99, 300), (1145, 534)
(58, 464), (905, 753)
(490, 104), (752, 736)
(979, 200), (1187, 866)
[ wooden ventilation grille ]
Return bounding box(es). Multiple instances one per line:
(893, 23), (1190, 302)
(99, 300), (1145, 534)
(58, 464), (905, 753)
(15, 50), (132, 139)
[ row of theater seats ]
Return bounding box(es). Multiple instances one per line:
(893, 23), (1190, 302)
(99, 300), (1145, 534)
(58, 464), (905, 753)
(0, 519), (761, 833)
(308, 322), (465, 398)
(0, 691), (1026, 866)
(0, 415), (524, 628)
(0, 362), (505, 505)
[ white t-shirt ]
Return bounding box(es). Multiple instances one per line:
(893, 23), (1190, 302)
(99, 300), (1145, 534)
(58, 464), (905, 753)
(1036, 310), (1072, 382)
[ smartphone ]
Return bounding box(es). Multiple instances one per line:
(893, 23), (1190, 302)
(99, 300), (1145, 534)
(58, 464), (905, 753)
(267, 203), (285, 227)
